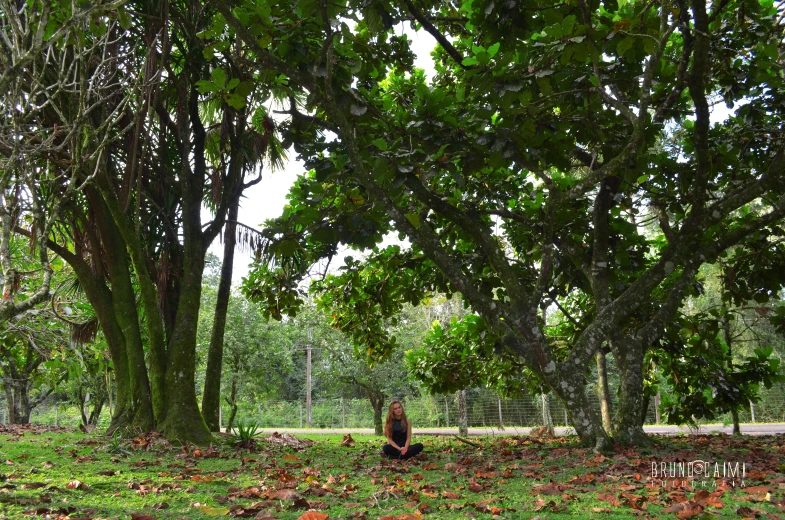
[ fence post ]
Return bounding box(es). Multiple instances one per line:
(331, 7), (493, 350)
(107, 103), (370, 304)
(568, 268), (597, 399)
(341, 398), (345, 428)
(445, 397), (449, 428)
(306, 340), (312, 428)
(563, 408), (569, 427)
(654, 392), (661, 424)
(750, 400), (756, 423)
(497, 397), (503, 428)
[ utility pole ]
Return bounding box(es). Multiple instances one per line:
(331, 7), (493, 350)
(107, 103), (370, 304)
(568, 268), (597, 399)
(306, 328), (312, 428)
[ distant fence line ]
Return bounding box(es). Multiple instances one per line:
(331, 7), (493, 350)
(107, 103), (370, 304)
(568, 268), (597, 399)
(5, 387), (785, 430)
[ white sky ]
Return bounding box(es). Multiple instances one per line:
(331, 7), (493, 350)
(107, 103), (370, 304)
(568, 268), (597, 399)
(206, 25), (436, 284)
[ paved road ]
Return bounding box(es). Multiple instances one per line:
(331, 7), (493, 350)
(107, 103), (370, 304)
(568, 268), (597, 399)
(253, 424), (785, 436)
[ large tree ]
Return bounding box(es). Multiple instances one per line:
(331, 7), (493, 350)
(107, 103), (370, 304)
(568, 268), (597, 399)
(4, 0), (283, 442)
(1, 0), (130, 325)
(231, 0), (785, 450)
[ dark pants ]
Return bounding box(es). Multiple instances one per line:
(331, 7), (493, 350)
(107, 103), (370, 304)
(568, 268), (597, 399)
(382, 443), (423, 460)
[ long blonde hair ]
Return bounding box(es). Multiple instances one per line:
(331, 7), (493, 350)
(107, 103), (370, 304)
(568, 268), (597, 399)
(384, 400), (408, 438)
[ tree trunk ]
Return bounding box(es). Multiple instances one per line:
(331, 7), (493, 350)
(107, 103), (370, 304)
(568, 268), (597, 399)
(202, 196), (240, 431)
(79, 387), (89, 426)
(3, 384), (12, 424)
(552, 377), (611, 451)
(70, 273), (132, 433)
(596, 350), (613, 432)
(93, 174), (168, 427)
(157, 229), (212, 444)
(88, 187), (155, 431)
(369, 393), (384, 436)
(89, 396), (105, 426)
(0, 349), (37, 424)
(541, 393), (554, 435)
(723, 317), (742, 435)
(224, 377), (239, 432)
(5, 379), (32, 423)
(457, 390), (468, 436)
(610, 338), (649, 446)
(640, 393), (650, 426)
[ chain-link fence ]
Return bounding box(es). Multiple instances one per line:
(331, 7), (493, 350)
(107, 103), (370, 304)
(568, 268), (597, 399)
(233, 389), (785, 430)
(5, 385), (784, 430)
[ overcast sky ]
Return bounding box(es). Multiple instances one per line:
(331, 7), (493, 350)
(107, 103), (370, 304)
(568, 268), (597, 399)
(206, 25), (438, 284)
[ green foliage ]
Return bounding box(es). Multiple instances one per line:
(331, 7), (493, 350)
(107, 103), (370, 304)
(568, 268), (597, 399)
(104, 432), (132, 456)
(229, 421), (262, 446)
(407, 314), (533, 397)
(234, 0), (785, 442)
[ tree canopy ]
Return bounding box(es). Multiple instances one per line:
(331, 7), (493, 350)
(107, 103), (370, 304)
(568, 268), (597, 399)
(239, 0), (785, 450)
(3, 0), (785, 448)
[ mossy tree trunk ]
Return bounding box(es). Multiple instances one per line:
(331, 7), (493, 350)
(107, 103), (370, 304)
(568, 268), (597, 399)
(224, 364), (240, 432)
(202, 195), (240, 432)
(3, 377), (31, 423)
(48, 235), (133, 433)
(0, 336), (54, 424)
(369, 392), (385, 436)
(610, 337), (649, 446)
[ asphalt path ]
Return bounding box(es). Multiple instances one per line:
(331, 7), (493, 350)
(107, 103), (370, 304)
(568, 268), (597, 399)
(254, 424), (785, 436)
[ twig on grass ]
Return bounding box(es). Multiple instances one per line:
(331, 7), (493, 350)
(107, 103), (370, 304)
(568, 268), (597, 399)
(455, 436), (482, 448)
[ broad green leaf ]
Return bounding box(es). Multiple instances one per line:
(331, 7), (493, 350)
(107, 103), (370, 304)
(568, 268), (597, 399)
(616, 36), (634, 57)
(195, 80), (218, 93)
(561, 15), (577, 35)
(225, 94), (246, 109)
(487, 42), (501, 58)
(536, 77), (552, 96)
(235, 81), (254, 98)
(211, 68), (227, 89)
(118, 7), (132, 30)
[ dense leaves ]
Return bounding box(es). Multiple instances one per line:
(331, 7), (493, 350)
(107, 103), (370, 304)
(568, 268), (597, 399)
(235, 0), (785, 449)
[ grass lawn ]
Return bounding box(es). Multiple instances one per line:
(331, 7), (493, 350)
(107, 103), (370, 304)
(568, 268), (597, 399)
(1, 425), (784, 519)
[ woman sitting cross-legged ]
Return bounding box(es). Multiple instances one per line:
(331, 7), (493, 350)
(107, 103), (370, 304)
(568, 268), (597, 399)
(382, 401), (423, 460)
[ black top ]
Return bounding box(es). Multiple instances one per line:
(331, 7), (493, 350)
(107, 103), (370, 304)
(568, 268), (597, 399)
(391, 419), (407, 446)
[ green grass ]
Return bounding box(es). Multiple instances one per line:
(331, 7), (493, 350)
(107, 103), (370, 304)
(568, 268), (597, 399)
(1, 426), (784, 519)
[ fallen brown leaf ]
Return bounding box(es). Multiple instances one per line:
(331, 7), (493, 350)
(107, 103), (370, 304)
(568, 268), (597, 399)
(597, 492), (621, 507)
(298, 511), (329, 519)
(532, 481), (572, 496)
